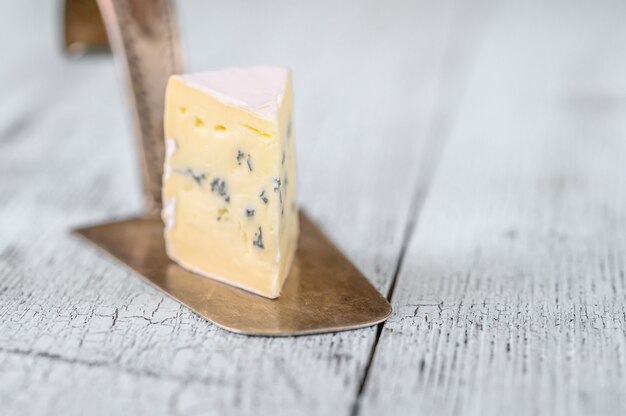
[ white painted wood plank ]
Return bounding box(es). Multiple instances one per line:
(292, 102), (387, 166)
(361, 1), (626, 415)
(0, 1), (85, 136)
(0, 1), (475, 415)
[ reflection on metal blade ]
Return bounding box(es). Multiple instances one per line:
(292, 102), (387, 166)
(74, 212), (391, 336)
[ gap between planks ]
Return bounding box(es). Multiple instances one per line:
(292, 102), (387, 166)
(350, 1), (495, 414)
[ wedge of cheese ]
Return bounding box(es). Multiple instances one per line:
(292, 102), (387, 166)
(162, 66), (298, 299)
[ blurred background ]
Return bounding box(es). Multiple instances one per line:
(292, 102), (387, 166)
(1, 0), (470, 281)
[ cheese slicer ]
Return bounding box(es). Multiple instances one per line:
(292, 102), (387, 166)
(65, 0), (391, 336)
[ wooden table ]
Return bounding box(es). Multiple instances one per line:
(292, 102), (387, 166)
(2, 1), (626, 415)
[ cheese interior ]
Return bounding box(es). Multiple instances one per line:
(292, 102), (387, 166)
(162, 67), (298, 298)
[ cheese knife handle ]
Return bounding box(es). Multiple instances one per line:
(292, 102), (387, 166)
(96, 0), (183, 216)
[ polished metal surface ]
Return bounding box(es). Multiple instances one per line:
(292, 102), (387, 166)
(67, 0), (183, 215)
(75, 213), (392, 336)
(64, 0), (110, 53)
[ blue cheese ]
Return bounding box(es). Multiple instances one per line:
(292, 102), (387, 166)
(162, 66), (298, 298)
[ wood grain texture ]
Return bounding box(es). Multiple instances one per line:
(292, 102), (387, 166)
(360, 1), (626, 415)
(0, 1), (477, 415)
